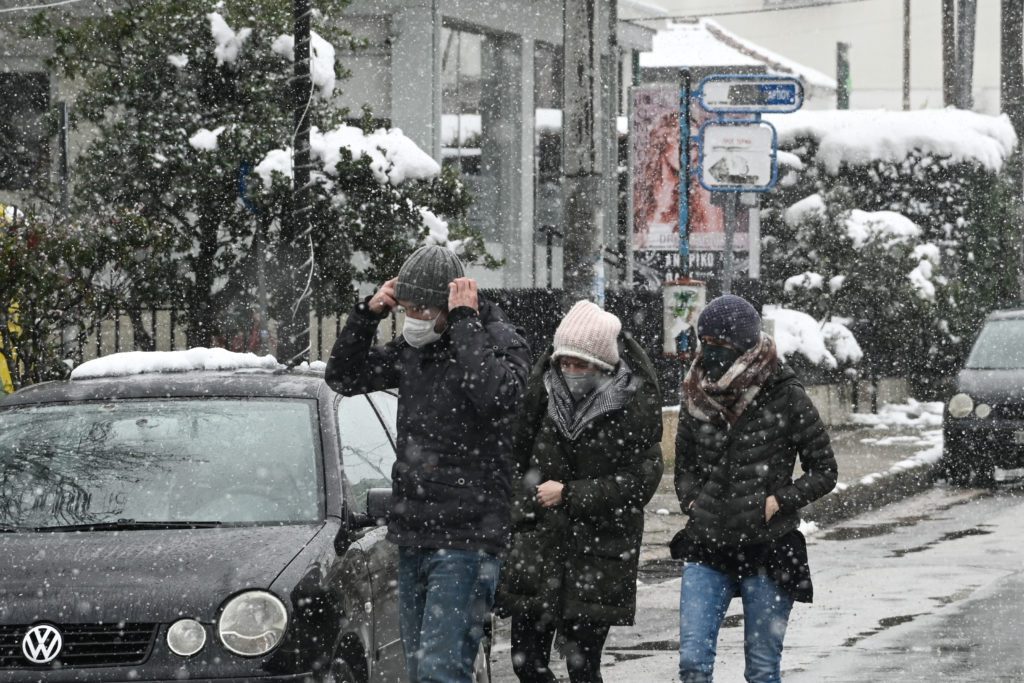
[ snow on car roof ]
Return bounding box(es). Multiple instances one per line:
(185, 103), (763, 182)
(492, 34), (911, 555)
(70, 348), (286, 380)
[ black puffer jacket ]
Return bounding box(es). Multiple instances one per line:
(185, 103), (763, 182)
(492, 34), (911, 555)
(675, 364), (837, 548)
(325, 299), (531, 554)
(495, 335), (663, 626)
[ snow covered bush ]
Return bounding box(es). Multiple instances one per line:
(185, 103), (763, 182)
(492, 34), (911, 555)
(761, 109), (1019, 393)
(27, 0), (490, 349)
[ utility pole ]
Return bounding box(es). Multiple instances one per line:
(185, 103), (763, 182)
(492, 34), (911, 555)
(902, 0), (911, 110)
(956, 0), (977, 109)
(941, 0), (957, 106)
(836, 42), (850, 109)
(279, 0), (313, 364)
(562, 0), (611, 307)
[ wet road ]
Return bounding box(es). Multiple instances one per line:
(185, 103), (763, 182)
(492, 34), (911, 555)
(489, 482), (1024, 681)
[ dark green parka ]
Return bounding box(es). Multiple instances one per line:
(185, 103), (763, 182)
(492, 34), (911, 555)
(495, 335), (664, 626)
(675, 364), (837, 548)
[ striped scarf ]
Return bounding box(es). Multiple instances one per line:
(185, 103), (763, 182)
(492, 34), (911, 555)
(684, 334), (779, 427)
(545, 361), (639, 441)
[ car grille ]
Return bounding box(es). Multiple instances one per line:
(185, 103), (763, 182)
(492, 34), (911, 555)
(0, 623), (158, 669)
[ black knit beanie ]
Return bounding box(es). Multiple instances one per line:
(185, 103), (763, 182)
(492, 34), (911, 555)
(697, 295), (762, 351)
(394, 245), (465, 309)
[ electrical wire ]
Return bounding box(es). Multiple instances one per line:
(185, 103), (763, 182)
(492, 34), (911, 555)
(0, 0), (87, 13)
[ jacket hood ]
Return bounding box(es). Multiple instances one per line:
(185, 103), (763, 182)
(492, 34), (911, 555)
(0, 524), (323, 624)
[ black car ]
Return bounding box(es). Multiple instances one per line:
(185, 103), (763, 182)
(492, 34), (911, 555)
(0, 360), (486, 682)
(942, 308), (1024, 486)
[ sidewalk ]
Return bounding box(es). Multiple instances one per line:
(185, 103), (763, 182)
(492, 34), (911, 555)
(639, 400), (944, 573)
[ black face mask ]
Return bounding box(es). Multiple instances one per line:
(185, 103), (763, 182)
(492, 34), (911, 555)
(700, 345), (742, 382)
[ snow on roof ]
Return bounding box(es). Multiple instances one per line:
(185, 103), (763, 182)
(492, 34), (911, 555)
(620, 0), (669, 19)
(640, 19), (837, 91)
(71, 348), (283, 380)
(764, 306), (862, 368)
(766, 108), (1019, 174)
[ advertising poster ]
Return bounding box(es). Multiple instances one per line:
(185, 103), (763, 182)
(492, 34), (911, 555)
(631, 86), (681, 252)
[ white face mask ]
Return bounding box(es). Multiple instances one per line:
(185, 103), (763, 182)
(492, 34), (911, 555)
(402, 315), (442, 348)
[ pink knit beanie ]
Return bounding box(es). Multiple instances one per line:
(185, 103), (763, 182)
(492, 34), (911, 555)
(551, 300), (622, 371)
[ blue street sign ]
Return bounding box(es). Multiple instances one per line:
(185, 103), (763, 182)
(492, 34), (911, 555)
(696, 75), (804, 114)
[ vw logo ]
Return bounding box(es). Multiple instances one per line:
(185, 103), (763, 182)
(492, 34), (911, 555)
(21, 624), (63, 664)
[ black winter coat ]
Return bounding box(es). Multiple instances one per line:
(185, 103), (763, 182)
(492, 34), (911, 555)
(325, 299), (531, 554)
(495, 336), (664, 626)
(675, 364), (837, 548)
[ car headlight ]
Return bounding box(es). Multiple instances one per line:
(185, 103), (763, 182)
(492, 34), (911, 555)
(217, 591), (288, 657)
(975, 403), (992, 419)
(948, 393), (974, 418)
(167, 618), (207, 657)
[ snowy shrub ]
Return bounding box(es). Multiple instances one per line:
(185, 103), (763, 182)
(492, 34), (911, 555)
(27, 0), (491, 349)
(761, 110), (1019, 393)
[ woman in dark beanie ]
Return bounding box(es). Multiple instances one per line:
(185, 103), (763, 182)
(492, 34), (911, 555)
(496, 300), (664, 683)
(673, 294), (837, 683)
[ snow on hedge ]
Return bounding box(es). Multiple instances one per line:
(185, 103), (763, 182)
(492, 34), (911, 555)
(766, 108), (1018, 174)
(764, 305), (862, 368)
(845, 209), (921, 248)
(72, 348), (282, 380)
(188, 126), (226, 151)
(784, 193), (826, 227)
(784, 271), (824, 293)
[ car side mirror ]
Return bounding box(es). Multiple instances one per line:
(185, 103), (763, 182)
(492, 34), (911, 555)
(366, 488), (392, 523)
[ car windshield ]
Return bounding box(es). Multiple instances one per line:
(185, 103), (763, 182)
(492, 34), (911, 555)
(0, 398), (322, 529)
(965, 319), (1024, 369)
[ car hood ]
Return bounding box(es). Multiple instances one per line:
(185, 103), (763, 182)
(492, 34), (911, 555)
(957, 367), (1024, 403)
(0, 523), (324, 624)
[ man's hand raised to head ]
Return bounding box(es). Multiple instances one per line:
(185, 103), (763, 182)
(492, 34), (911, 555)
(448, 277), (478, 312)
(368, 278), (399, 314)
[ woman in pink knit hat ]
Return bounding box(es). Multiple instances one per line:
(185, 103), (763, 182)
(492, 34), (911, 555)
(495, 300), (664, 683)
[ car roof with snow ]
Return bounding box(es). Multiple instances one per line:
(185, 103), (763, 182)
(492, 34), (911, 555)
(0, 349), (332, 406)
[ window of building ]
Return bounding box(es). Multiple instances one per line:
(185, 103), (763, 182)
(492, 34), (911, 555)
(0, 73), (50, 191)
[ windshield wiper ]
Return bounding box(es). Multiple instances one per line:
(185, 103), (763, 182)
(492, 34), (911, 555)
(35, 519), (224, 532)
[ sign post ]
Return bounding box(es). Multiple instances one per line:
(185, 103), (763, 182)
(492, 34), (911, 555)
(693, 74), (803, 294)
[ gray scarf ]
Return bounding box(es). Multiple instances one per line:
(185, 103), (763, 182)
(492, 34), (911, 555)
(544, 360), (640, 441)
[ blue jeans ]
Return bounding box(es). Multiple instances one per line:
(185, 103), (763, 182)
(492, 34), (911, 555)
(398, 547), (501, 683)
(678, 562), (794, 683)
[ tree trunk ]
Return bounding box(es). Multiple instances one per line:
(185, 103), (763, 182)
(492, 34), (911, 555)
(956, 0), (977, 109)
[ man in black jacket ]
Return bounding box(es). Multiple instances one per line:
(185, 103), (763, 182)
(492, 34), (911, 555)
(325, 245), (531, 683)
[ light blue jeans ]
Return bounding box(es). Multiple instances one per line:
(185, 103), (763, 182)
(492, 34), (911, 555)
(398, 547), (501, 683)
(678, 562), (794, 683)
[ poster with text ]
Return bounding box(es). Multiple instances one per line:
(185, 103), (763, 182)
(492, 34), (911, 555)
(688, 104), (750, 252)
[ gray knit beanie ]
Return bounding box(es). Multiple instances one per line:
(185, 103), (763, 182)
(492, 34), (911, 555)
(394, 245), (465, 309)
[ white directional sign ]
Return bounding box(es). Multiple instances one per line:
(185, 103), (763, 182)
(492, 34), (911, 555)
(698, 121), (776, 191)
(698, 75), (804, 114)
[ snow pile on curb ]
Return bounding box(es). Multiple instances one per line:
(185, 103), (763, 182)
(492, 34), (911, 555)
(71, 348), (282, 379)
(850, 400), (944, 486)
